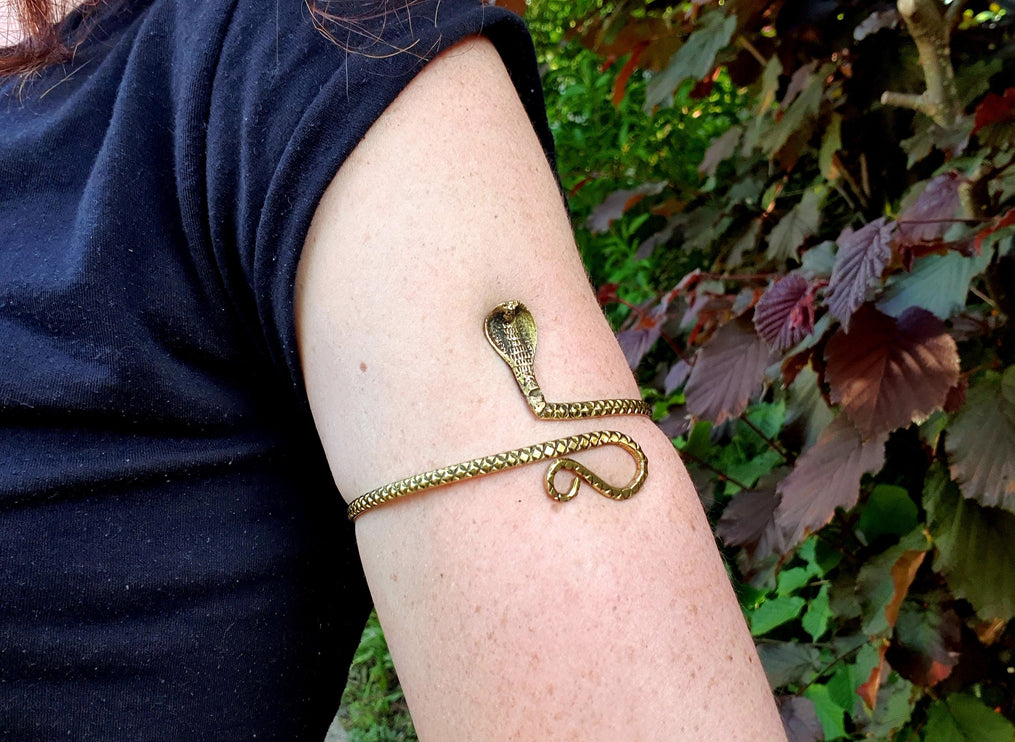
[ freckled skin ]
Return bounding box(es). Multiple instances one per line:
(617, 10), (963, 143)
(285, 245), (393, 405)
(297, 36), (786, 742)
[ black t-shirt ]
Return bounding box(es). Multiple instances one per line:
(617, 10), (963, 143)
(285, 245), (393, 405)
(0, 0), (553, 737)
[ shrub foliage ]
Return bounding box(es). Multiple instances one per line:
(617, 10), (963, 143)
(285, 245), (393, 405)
(544, 0), (1015, 738)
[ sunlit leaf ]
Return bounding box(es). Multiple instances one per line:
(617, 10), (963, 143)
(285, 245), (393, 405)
(755, 274), (817, 351)
(776, 414), (887, 547)
(824, 305), (960, 439)
(826, 218), (895, 329)
(644, 12), (736, 110)
(750, 594), (806, 635)
(685, 316), (775, 424)
(802, 584), (832, 641)
(878, 247), (994, 320)
(945, 371), (1015, 511)
(924, 463), (1015, 621)
(766, 188), (823, 262)
(923, 694), (1015, 742)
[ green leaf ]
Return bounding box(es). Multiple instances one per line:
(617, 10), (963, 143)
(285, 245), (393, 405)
(757, 641), (823, 688)
(924, 463), (1015, 621)
(945, 372), (1015, 511)
(724, 449), (784, 493)
(750, 595), (807, 635)
(820, 113), (843, 180)
(856, 529), (931, 636)
(777, 567), (813, 596)
(802, 584), (832, 641)
(923, 694), (1015, 742)
(856, 484), (919, 545)
(805, 682), (848, 740)
(758, 56), (783, 111)
(644, 13), (736, 110)
(857, 671), (916, 740)
(878, 248), (994, 320)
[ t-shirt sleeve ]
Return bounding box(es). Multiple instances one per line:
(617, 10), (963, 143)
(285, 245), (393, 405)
(203, 0), (555, 397)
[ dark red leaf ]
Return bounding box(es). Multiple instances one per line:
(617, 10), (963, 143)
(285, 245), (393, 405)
(586, 182), (666, 234)
(663, 359), (691, 393)
(826, 218), (895, 330)
(699, 125), (743, 177)
(716, 485), (786, 560)
(975, 208), (1015, 253)
(616, 302), (666, 369)
(896, 173), (963, 246)
(776, 414), (888, 547)
(858, 651), (888, 710)
(754, 274), (816, 351)
(778, 696), (824, 742)
(973, 88), (1015, 134)
(824, 305), (960, 439)
(612, 42), (648, 106)
(944, 376), (968, 414)
(597, 283), (619, 306)
(889, 606), (963, 689)
(685, 316), (775, 424)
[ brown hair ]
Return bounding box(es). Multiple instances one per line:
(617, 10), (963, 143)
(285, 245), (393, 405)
(1, 0), (426, 77)
(1, 0), (89, 76)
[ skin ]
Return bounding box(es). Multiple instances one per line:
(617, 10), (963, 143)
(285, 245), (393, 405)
(296, 36), (787, 740)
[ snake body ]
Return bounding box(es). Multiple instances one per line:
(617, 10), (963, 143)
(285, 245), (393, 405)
(346, 301), (651, 520)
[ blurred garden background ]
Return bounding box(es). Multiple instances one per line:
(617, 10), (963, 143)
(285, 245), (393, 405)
(336, 1), (1015, 739)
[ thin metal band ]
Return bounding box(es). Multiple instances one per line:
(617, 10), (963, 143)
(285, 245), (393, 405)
(346, 301), (651, 521)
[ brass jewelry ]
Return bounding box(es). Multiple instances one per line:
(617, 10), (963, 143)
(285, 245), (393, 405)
(346, 301), (651, 521)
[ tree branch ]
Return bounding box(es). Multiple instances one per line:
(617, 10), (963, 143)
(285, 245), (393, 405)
(880, 0), (963, 129)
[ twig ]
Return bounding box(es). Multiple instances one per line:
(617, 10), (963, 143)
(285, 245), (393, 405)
(881, 0), (963, 129)
(736, 35), (767, 67)
(679, 451), (753, 491)
(738, 414), (793, 463)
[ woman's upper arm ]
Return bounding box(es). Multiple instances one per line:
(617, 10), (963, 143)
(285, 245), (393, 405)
(295, 36), (784, 740)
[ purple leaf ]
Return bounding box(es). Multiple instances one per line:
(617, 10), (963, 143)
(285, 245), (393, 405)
(754, 274), (816, 351)
(824, 305), (960, 439)
(854, 8), (901, 40)
(685, 317), (776, 424)
(779, 696), (825, 742)
(586, 181), (666, 234)
(699, 126), (743, 177)
(776, 414), (888, 548)
(826, 217), (895, 330)
(897, 173), (964, 245)
(717, 485), (787, 562)
(663, 360), (691, 393)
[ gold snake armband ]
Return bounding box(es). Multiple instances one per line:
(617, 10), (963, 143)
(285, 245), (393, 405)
(346, 301), (652, 521)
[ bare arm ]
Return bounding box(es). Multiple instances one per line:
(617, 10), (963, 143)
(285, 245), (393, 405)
(295, 37), (785, 740)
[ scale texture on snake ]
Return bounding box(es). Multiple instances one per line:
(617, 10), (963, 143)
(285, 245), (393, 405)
(346, 301), (652, 521)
